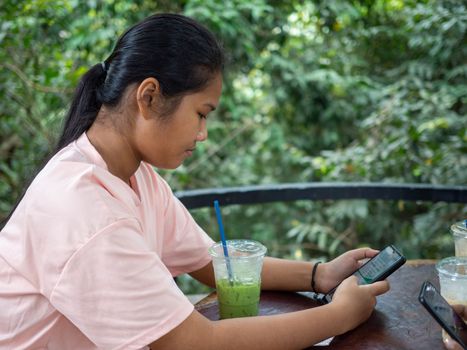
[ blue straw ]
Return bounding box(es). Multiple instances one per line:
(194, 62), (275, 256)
(214, 200), (234, 284)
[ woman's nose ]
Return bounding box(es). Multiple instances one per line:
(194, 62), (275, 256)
(196, 121), (208, 141)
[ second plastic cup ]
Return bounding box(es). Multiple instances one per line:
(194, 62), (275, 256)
(436, 256), (467, 348)
(209, 239), (267, 319)
(451, 220), (467, 257)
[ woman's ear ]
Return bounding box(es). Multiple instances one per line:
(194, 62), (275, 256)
(136, 77), (161, 119)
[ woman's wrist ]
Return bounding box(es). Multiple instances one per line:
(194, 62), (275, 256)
(311, 262), (331, 294)
(323, 301), (351, 335)
(310, 261), (321, 292)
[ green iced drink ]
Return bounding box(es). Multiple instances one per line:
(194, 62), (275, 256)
(216, 279), (261, 319)
(209, 239), (267, 319)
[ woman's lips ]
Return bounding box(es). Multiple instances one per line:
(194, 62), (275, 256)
(185, 148), (195, 157)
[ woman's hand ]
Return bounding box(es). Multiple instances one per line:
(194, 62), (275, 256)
(315, 247), (379, 293)
(330, 275), (389, 333)
(445, 304), (467, 350)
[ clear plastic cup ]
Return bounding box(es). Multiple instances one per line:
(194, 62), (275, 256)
(208, 239), (267, 319)
(436, 257), (467, 348)
(451, 220), (467, 257)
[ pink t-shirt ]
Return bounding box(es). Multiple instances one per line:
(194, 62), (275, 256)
(0, 133), (214, 349)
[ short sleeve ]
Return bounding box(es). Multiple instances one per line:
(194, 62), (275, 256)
(142, 168), (214, 276)
(160, 195), (215, 276)
(50, 218), (194, 350)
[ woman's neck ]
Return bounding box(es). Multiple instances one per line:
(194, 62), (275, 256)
(87, 118), (140, 184)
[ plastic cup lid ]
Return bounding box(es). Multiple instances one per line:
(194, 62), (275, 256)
(436, 256), (467, 279)
(209, 239), (267, 259)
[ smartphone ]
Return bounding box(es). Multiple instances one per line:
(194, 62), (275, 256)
(418, 281), (467, 350)
(318, 245), (406, 304)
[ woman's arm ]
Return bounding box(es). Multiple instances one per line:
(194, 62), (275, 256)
(260, 257), (314, 291)
(189, 261), (216, 288)
(189, 258), (315, 291)
(190, 247), (380, 293)
(261, 247), (379, 293)
(150, 276), (389, 350)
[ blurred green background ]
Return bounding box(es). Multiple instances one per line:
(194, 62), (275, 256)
(1, 0), (466, 294)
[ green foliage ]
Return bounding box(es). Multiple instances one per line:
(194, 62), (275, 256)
(291, 0), (467, 259)
(1, 0), (466, 295)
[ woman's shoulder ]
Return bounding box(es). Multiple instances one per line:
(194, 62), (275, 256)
(24, 145), (139, 226)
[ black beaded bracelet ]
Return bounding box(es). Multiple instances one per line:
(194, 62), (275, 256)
(311, 261), (321, 292)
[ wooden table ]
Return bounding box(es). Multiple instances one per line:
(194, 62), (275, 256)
(195, 260), (444, 350)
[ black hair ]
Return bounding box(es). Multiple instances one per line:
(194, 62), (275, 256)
(56, 13), (224, 151)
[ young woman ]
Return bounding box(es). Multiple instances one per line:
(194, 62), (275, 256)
(0, 13), (389, 350)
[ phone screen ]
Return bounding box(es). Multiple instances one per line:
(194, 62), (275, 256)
(354, 245), (404, 284)
(319, 245), (405, 303)
(419, 281), (467, 349)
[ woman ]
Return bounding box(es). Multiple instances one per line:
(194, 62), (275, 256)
(0, 13), (389, 349)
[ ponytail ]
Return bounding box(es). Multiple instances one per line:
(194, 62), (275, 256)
(55, 63), (107, 151)
(1, 63), (107, 227)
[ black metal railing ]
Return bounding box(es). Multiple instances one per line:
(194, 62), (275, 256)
(175, 182), (467, 209)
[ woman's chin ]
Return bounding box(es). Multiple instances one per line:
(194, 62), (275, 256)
(155, 160), (184, 170)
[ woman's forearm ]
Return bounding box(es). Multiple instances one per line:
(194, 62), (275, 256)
(261, 257), (316, 292)
(191, 258), (318, 292)
(152, 303), (347, 350)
